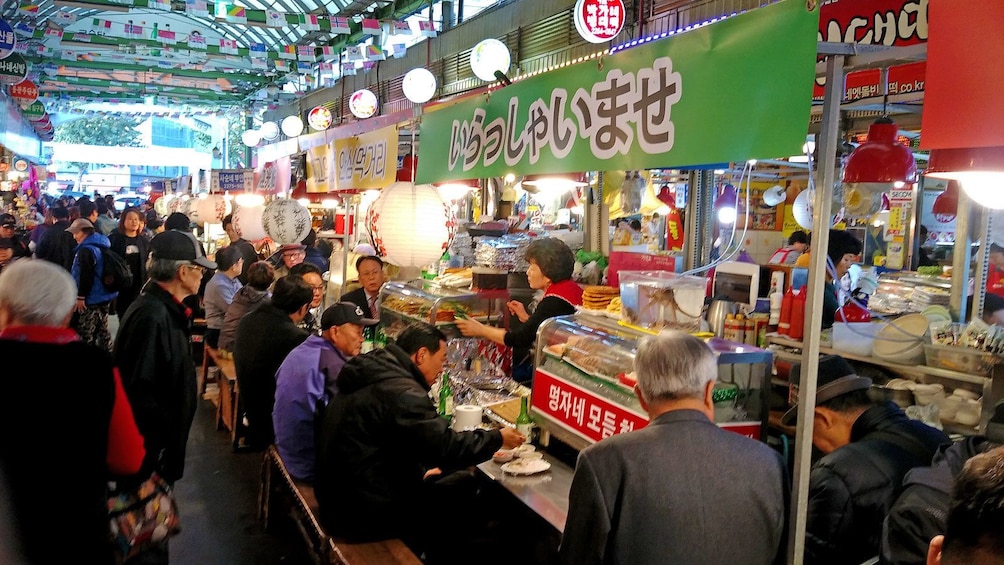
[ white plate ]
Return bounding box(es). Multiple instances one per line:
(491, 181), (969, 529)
(500, 458), (551, 476)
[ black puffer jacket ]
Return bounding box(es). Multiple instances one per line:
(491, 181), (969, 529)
(804, 402), (949, 565)
(315, 343), (503, 542)
(880, 436), (994, 565)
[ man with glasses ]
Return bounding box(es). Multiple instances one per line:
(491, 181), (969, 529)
(271, 243), (307, 287)
(113, 229), (218, 565)
(290, 262), (325, 335)
(341, 255), (386, 319)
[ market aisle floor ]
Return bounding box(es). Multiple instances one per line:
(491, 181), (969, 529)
(168, 378), (312, 565)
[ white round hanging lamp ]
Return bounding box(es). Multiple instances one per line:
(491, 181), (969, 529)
(470, 39), (511, 82)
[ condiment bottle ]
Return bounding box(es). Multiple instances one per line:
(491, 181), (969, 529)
(745, 316), (758, 346)
(723, 313), (736, 341)
(790, 288), (806, 341)
(778, 286), (794, 336)
(734, 314), (746, 344)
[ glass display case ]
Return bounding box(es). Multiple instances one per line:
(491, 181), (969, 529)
(531, 313), (772, 452)
(378, 280), (509, 340)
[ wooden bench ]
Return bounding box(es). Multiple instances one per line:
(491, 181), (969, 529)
(203, 345), (243, 449)
(258, 446), (421, 565)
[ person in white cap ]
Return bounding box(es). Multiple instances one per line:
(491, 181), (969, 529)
(112, 229), (217, 565)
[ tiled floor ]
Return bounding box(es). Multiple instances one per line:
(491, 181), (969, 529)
(169, 379), (312, 565)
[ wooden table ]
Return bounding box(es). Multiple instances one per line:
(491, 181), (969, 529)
(204, 346), (240, 445)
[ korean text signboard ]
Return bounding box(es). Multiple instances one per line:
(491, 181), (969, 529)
(332, 125), (398, 191)
(211, 169), (254, 193)
(532, 368), (761, 443)
(416, 0), (818, 183)
(0, 20), (15, 59)
(0, 53), (28, 85)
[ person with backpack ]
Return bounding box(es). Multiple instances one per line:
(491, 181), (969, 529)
(67, 219), (118, 351)
(108, 208), (150, 318)
(781, 355), (949, 564)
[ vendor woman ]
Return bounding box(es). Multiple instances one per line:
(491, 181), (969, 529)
(456, 237), (583, 382)
(822, 229), (863, 329)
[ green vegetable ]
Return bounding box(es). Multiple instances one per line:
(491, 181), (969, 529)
(917, 266), (943, 276)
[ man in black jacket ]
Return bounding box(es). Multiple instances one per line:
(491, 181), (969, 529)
(315, 323), (524, 558)
(222, 213), (260, 284)
(782, 355), (949, 564)
(233, 275), (312, 451)
(114, 229), (217, 564)
(34, 206), (75, 270)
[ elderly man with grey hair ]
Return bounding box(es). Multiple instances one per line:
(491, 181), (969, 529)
(113, 230), (217, 564)
(559, 331), (789, 565)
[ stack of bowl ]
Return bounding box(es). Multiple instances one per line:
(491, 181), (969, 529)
(871, 313), (929, 364)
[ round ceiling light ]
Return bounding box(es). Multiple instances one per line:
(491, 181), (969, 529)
(308, 106), (333, 130)
(470, 38), (511, 82)
(259, 121), (279, 141)
(281, 115), (304, 137)
(241, 129), (262, 147)
(402, 68), (437, 104)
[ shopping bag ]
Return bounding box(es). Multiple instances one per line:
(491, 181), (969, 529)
(107, 472), (181, 563)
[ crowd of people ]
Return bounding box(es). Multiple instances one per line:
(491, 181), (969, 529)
(2, 192), (1004, 564)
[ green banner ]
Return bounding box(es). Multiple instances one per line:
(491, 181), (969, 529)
(416, 0), (819, 183)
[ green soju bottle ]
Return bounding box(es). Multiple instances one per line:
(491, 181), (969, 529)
(516, 396), (533, 439)
(437, 373), (454, 422)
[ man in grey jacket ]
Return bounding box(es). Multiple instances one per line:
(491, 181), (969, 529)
(559, 331), (789, 565)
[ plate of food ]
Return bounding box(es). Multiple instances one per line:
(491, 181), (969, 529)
(500, 458), (551, 476)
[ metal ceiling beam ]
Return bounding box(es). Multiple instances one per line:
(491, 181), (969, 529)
(24, 56), (271, 83)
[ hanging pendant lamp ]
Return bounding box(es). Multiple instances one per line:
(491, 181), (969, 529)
(926, 147), (1004, 209)
(842, 117), (917, 186)
(930, 181), (960, 222)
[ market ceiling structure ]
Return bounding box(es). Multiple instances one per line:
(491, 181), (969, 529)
(2, 0), (497, 108)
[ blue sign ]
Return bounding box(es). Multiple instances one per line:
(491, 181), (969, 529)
(0, 20), (15, 60)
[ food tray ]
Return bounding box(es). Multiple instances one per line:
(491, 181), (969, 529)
(923, 343), (1000, 376)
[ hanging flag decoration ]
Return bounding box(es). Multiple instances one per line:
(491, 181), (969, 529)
(251, 58), (267, 70)
(392, 21), (412, 35)
(330, 16), (351, 34)
(185, 0), (209, 18)
(225, 6), (247, 25)
(13, 22), (34, 37)
(266, 11), (286, 28)
(53, 11), (77, 26)
(279, 45), (296, 60)
(418, 20), (437, 37)
(297, 62), (313, 74)
(149, 0), (170, 11)
(187, 33), (206, 49)
(70, 33), (91, 42)
(344, 45), (362, 61)
(391, 44), (407, 59)
(297, 45), (315, 61)
(157, 29), (177, 44)
(300, 14), (320, 31)
(361, 18), (381, 36)
(219, 39), (239, 55)
(364, 45), (385, 61)
(249, 42), (266, 56)
(124, 22), (142, 37)
(92, 18), (112, 30)
(318, 46), (336, 60)
(342, 63), (357, 76)
(18, 3), (40, 16)
(44, 28), (63, 39)
(274, 60), (289, 72)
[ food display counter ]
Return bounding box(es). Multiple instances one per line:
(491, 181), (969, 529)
(378, 280), (509, 340)
(531, 313), (772, 452)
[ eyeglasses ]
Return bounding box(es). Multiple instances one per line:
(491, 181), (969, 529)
(310, 284), (324, 293)
(183, 263), (207, 274)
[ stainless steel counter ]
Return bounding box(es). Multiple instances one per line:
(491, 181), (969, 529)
(476, 452), (574, 534)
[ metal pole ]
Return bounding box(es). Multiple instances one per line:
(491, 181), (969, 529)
(787, 52), (844, 565)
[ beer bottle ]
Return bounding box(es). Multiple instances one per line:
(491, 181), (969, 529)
(438, 373), (454, 422)
(516, 396), (533, 440)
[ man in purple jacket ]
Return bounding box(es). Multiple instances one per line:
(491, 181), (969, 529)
(272, 302), (378, 483)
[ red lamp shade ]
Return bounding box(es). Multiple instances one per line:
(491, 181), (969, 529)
(926, 147), (1004, 209)
(842, 118), (917, 184)
(657, 185), (676, 208)
(931, 181), (959, 223)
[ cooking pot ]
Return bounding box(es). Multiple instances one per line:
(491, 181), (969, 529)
(706, 299), (737, 338)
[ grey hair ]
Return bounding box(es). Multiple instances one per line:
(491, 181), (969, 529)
(147, 258), (189, 282)
(635, 330), (717, 403)
(0, 260), (76, 327)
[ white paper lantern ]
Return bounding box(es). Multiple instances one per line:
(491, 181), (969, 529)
(154, 195), (174, 216)
(263, 199), (312, 244)
(232, 204), (266, 241)
(367, 182), (456, 268)
(241, 129), (261, 147)
(195, 194), (231, 224)
(259, 121), (279, 141)
(402, 68), (437, 104)
(793, 189), (813, 230)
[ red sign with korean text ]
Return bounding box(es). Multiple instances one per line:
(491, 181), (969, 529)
(814, 0), (927, 101)
(532, 368), (763, 443)
(532, 368), (648, 443)
(573, 0), (625, 44)
(607, 251), (676, 286)
(9, 80), (37, 105)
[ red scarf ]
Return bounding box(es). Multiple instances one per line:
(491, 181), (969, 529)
(0, 326), (79, 344)
(544, 279), (583, 307)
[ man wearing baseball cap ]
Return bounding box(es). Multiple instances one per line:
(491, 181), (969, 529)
(112, 229), (217, 563)
(786, 355), (948, 564)
(273, 302), (378, 484)
(0, 214), (29, 259)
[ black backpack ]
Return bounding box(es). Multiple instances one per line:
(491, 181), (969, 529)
(100, 248), (134, 292)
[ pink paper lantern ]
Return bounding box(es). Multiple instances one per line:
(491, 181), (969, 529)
(367, 182), (456, 267)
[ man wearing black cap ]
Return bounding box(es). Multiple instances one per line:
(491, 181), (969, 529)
(0, 238), (18, 274)
(113, 229), (218, 565)
(273, 302), (378, 484)
(0, 214), (28, 259)
(784, 355), (949, 564)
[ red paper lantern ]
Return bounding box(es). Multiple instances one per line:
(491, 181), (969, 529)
(931, 181), (959, 223)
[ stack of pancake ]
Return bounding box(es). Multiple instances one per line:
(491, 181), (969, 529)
(583, 285), (620, 311)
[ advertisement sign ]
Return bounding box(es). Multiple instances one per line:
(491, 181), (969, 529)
(0, 53), (28, 85)
(815, 0), (928, 101)
(9, 79), (36, 106)
(0, 20), (15, 59)
(22, 100), (44, 120)
(305, 142), (335, 193)
(211, 169), (254, 192)
(331, 125), (398, 191)
(416, 0), (818, 183)
(532, 368), (761, 444)
(308, 105), (332, 130)
(573, 0), (625, 44)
